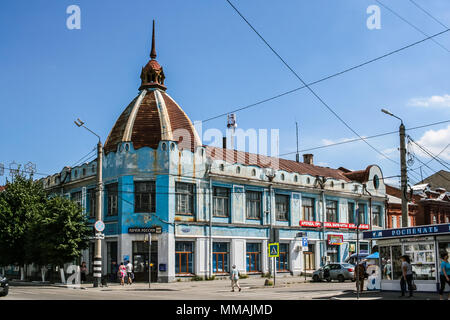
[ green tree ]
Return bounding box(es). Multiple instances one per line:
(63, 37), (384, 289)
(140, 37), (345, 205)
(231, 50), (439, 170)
(0, 175), (46, 270)
(27, 196), (91, 272)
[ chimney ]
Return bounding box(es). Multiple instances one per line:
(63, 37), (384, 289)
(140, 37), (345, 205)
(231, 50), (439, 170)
(303, 154), (313, 165)
(222, 137), (227, 149)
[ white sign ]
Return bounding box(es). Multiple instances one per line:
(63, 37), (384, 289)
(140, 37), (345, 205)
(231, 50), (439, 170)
(94, 233), (105, 240)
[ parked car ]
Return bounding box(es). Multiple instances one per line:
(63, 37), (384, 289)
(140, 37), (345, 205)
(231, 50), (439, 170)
(312, 263), (355, 282)
(0, 276), (9, 297)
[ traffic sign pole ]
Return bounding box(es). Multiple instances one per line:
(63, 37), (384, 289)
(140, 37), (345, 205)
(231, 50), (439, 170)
(149, 233), (151, 289)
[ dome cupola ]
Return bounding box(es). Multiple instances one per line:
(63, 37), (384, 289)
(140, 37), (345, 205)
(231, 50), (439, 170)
(139, 20), (166, 91)
(104, 21), (201, 154)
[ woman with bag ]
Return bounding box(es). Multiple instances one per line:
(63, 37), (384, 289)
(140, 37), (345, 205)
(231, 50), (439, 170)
(118, 262), (127, 286)
(399, 255), (414, 298)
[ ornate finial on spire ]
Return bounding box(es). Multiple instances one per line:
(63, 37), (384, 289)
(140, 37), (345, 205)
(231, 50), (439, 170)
(139, 20), (166, 91)
(150, 20), (157, 60)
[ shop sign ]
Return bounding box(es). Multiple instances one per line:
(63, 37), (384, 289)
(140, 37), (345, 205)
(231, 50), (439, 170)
(363, 223), (450, 240)
(128, 226), (162, 234)
(328, 234), (344, 245)
(299, 220), (321, 228)
(299, 220), (370, 230)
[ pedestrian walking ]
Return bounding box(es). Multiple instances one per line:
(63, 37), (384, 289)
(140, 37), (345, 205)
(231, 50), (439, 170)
(119, 262), (127, 286)
(126, 260), (133, 285)
(110, 261), (118, 282)
(354, 262), (365, 292)
(439, 252), (450, 300)
(399, 255), (413, 298)
(80, 262), (87, 284)
(230, 265), (241, 292)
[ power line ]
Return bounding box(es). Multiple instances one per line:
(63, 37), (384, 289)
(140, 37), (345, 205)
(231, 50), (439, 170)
(410, 142), (450, 172)
(411, 153), (450, 183)
(202, 28), (450, 123)
(407, 136), (450, 170)
(408, 0), (449, 29)
(224, 0), (399, 166)
(376, 0), (450, 54)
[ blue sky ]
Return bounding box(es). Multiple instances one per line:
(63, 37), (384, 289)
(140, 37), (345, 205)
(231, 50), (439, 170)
(1, 0), (449, 186)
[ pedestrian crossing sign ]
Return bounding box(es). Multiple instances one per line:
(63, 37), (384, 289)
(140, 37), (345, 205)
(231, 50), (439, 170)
(268, 243), (279, 257)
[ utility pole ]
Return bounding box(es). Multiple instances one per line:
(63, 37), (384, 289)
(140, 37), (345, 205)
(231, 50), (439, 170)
(75, 118), (103, 287)
(381, 109), (408, 227)
(94, 140), (104, 287)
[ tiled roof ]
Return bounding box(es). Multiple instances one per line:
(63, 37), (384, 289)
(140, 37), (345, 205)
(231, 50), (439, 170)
(104, 89), (200, 154)
(205, 146), (352, 181)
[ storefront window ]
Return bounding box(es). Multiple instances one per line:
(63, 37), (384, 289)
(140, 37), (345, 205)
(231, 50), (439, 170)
(404, 243), (436, 280)
(175, 241), (194, 274)
(213, 242), (229, 273)
(392, 245), (403, 280)
(326, 244), (339, 263)
(380, 246), (392, 280)
(246, 243), (261, 272)
(276, 243), (289, 271)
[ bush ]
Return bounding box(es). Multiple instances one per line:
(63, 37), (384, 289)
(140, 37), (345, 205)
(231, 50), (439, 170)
(239, 273), (248, 279)
(264, 279), (273, 286)
(206, 275), (216, 281)
(191, 275), (204, 281)
(261, 272), (272, 279)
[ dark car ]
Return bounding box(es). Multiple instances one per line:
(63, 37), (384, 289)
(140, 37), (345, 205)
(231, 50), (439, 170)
(0, 276), (8, 297)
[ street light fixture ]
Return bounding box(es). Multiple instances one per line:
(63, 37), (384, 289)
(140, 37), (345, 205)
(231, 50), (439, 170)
(381, 109), (408, 227)
(75, 118), (104, 287)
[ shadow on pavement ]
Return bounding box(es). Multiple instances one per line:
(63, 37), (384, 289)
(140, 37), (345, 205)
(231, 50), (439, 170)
(311, 290), (440, 300)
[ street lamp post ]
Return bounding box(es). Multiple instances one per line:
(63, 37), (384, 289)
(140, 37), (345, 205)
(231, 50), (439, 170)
(75, 119), (104, 288)
(381, 109), (408, 228)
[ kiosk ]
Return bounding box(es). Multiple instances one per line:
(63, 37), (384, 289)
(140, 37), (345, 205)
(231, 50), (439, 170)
(363, 223), (450, 292)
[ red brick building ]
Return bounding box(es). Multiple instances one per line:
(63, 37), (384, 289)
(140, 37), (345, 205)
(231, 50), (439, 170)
(386, 184), (450, 228)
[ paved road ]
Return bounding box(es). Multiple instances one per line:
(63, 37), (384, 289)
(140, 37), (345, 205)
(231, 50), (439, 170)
(2, 277), (443, 300)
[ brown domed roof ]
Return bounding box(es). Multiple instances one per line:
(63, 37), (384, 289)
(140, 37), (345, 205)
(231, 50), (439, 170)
(104, 20), (201, 154)
(103, 89), (201, 154)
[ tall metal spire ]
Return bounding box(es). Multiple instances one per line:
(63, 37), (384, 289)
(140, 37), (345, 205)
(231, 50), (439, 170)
(150, 20), (157, 60)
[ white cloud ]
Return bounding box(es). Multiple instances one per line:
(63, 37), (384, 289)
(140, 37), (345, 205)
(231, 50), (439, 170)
(377, 147), (398, 160)
(321, 136), (366, 146)
(414, 125), (450, 161)
(407, 94), (450, 108)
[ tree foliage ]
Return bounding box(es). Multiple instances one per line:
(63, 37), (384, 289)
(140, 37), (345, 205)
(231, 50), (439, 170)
(0, 174), (90, 270)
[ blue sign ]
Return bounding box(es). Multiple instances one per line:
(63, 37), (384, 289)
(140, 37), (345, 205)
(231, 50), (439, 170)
(363, 223), (450, 240)
(159, 264), (167, 272)
(302, 237), (308, 247)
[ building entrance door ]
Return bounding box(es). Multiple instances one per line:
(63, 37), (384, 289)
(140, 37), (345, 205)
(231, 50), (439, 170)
(132, 241), (158, 282)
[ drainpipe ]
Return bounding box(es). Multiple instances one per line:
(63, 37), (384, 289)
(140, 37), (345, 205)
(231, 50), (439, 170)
(364, 184), (373, 252)
(321, 190), (326, 267)
(209, 178), (213, 279)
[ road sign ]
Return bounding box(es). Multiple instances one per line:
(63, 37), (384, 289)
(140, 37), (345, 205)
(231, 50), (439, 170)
(268, 243), (279, 257)
(94, 220), (105, 232)
(302, 237), (308, 247)
(94, 233), (105, 240)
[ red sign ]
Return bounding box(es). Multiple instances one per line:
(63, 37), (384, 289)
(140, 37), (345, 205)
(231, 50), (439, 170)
(299, 220), (322, 228)
(299, 221), (370, 230)
(328, 234), (344, 245)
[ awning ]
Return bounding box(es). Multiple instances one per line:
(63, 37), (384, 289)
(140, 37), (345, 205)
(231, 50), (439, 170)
(365, 252), (379, 259)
